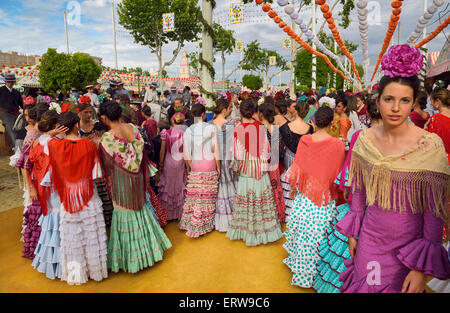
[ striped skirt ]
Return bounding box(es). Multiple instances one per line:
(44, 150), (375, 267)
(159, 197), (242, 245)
(179, 171), (219, 238)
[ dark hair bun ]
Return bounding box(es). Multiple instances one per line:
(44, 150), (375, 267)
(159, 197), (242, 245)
(38, 110), (60, 133)
(240, 99), (255, 119)
(314, 106), (334, 128)
(212, 98), (230, 115)
(100, 100), (122, 121)
(58, 112), (80, 133)
(258, 103), (276, 124)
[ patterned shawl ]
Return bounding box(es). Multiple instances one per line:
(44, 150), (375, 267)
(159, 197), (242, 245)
(349, 130), (450, 223)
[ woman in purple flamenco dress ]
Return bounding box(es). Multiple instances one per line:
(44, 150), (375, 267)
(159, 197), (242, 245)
(336, 45), (450, 293)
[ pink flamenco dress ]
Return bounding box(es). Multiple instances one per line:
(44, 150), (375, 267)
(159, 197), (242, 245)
(335, 131), (450, 292)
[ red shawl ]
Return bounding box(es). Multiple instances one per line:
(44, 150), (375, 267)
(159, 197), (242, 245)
(29, 142), (51, 216)
(48, 138), (98, 214)
(288, 135), (345, 207)
(233, 120), (270, 179)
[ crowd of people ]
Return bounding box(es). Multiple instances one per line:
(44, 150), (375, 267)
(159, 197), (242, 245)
(0, 44), (449, 292)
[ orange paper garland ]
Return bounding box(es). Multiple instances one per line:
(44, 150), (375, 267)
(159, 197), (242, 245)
(415, 16), (450, 49)
(256, 2), (354, 86)
(316, 0), (362, 84)
(370, 0), (403, 82)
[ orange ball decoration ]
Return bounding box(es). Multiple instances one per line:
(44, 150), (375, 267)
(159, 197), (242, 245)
(392, 8), (401, 16)
(391, 0), (402, 9)
(316, 0), (326, 5)
(391, 15), (399, 22)
(323, 11), (332, 19)
(255, 0), (264, 4)
(274, 16), (281, 23)
(327, 17), (334, 25)
(268, 10), (277, 18)
(279, 21), (286, 28)
(321, 4), (329, 13)
(283, 26), (291, 33)
(262, 3), (271, 12)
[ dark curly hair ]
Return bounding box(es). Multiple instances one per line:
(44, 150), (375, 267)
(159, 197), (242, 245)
(314, 106), (334, 128)
(99, 100), (122, 121)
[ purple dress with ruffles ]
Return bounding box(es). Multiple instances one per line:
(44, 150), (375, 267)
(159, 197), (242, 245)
(16, 129), (42, 259)
(336, 184), (450, 292)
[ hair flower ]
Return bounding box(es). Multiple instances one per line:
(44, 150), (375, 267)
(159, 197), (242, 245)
(381, 44), (423, 78)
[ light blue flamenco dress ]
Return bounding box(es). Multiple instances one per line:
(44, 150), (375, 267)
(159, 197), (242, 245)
(312, 170), (352, 293)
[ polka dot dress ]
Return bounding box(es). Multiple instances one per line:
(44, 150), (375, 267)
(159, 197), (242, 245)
(283, 192), (337, 288)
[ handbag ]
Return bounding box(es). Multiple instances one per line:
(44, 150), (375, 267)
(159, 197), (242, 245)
(12, 112), (26, 133)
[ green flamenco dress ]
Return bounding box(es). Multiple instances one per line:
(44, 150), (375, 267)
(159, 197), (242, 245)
(100, 125), (171, 273)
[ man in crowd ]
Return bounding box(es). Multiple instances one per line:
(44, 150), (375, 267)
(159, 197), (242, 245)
(164, 86), (178, 108)
(182, 86), (192, 108)
(93, 83), (102, 95)
(84, 85), (99, 107)
(106, 80), (118, 99)
(167, 97), (193, 127)
(0, 73), (23, 153)
(55, 87), (65, 102)
(144, 82), (161, 122)
(229, 90), (241, 121)
(116, 81), (131, 102)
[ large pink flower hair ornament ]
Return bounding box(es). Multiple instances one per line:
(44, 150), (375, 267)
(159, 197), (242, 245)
(381, 44), (423, 78)
(196, 96), (207, 106)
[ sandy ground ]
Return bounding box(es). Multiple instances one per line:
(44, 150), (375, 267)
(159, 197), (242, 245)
(0, 155), (24, 212)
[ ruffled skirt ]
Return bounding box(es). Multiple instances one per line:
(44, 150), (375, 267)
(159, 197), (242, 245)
(107, 201), (172, 274)
(226, 173), (283, 246)
(280, 149), (295, 222)
(157, 155), (186, 221)
(179, 171), (219, 238)
(268, 168), (286, 223)
(215, 160), (238, 232)
(283, 193), (337, 288)
(31, 209), (62, 280)
(59, 194), (108, 285)
(95, 178), (114, 228)
(313, 203), (351, 293)
(22, 200), (42, 260)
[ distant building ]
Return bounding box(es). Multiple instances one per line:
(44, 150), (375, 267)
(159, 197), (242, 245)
(78, 53), (102, 67)
(0, 50), (102, 67)
(180, 51), (190, 79)
(0, 51), (41, 67)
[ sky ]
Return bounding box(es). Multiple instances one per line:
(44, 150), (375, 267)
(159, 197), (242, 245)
(0, 0), (448, 87)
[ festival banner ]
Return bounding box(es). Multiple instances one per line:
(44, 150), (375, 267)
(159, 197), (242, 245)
(230, 2), (244, 24)
(235, 40), (244, 53)
(163, 13), (175, 33)
(269, 56), (276, 66)
(282, 37), (292, 50)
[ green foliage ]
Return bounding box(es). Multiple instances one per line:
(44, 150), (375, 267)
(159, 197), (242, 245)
(71, 52), (102, 91)
(39, 48), (75, 94)
(117, 0), (202, 76)
(39, 49), (101, 94)
(242, 74), (263, 91)
(213, 23), (236, 56)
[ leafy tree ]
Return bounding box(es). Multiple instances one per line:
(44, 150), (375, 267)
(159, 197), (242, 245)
(213, 23), (236, 91)
(239, 41), (288, 90)
(117, 0), (202, 88)
(39, 48), (76, 94)
(71, 52), (102, 91)
(242, 74), (263, 91)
